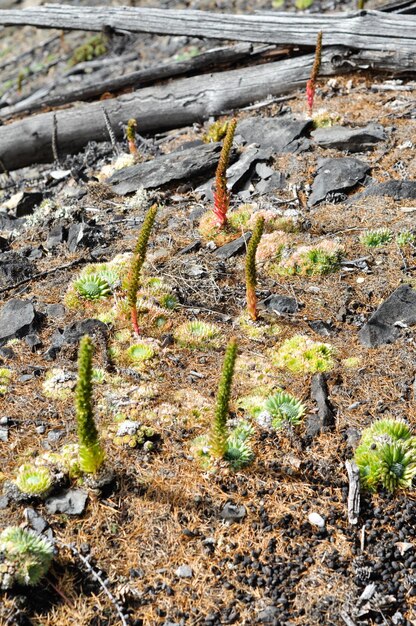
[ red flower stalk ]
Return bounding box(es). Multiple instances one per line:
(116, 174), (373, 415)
(306, 31), (323, 116)
(213, 118), (237, 228)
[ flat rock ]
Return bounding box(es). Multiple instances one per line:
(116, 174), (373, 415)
(309, 157), (370, 206)
(261, 294), (299, 315)
(348, 180), (416, 203)
(311, 124), (386, 152)
(108, 142), (222, 195)
(0, 299), (39, 347)
(226, 145), (273, 191)
(213, 232), (252, 260)
(0, 251), (33, 288)
(237, 116), (311, 153)
(359, 284), (416, 347)
(255, 172), (286, 194)
(45, 489), (88, 515)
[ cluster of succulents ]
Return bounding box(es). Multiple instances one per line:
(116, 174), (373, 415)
(65, 254), (129, 309)
(354, 419), (416, 492)
(360, 228), (393, 248)
(396, 230), (415, 247)
(69, 34), (107, 66)
(0, 368), (12, 395)
(192, 420), (255, 471)
(276, 239), (343, 277)
(14, 464), (53, 498)
(271, 335), (335, 374)
(174, 320), (222, 350)
(0, 527), (54, 589)
(238, 389), (306, 430)
(109, 419), (156, 449)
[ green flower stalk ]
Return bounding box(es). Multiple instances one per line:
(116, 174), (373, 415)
(210, 338), (238, 459)
(75, 335), (104, 474)
(126, 203), (158, 335)
(246, 216), (264, 321)
(306, 31), (322, 116)
(126, 118), (138, 156)
(0, 527), (54, 589)
(213, 118), (237, 228)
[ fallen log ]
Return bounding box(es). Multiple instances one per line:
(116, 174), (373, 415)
(1, 6), (416, 53)
(0, 45), (414, 172)
(0, 43), (270, 119)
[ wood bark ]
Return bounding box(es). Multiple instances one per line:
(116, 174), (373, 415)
(0, 45), (414, 172)
(0, 43), (267, 119)
(1, 6), (416, 53)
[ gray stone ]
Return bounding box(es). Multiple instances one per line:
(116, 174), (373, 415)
(25, 333), (42, 351)
(311, 123), (386, 152)
(6, 191), (43, 218)
(108, 142), (223, 195)
(24, 507), (48, 534)
(47, 429), (65, 443)
(67, 222), (100, 252)
(175, 564), (193, 578)
(0, 299), (39, 347)
(257, 606), (280, 624)
(261, 294), (299, 315)
(359, 284), (416, 347)
(309, 157), (370, 206)
(237, 116), (311, 153)
(45, 304), (66, 319)
(226, 145), (273, 191)
(348, 180), (416, 203)
(45, 489), (88, 515)
(213, 233), (252, 260)
(255, 172), (286, 194)
(0, 495), (10, 509)
(46, 224), (66, 249)
(0, 252), (32, 288)
(308, 320), (333, 337)
(220, 501), (246, 522)
(255, 162), (274, 179)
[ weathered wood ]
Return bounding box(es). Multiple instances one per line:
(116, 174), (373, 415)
(0, 43), (266, 119)
(345, 460), (360, 525)
(1, 6), (416, 53)
(0, 45), (414, 172)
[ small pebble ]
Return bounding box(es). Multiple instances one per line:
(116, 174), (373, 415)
(308, 512), (325, 528)
(175, 564), (193, 578)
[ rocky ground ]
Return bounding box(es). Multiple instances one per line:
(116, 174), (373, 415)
(1, 1), (416, 626)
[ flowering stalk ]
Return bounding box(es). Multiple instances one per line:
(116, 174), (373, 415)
(210, 338), (238, 459)
(76, 335), (105, 474)
(245, 216), (264, 321)
(213, 118), (237, 228)
(126, 118), (138, 155)
(306, 31), (323, 116)
(127, 204), (158, 335)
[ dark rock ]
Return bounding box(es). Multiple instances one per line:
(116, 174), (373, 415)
(308, 320), (333, 337)
(261, 294), (299, 315)
(226, 145), (273, 191)
(108, 142), (223, 195)
(237, 116), (311, 153)
(0, 346), (15, 359)
(45, 489), (88, 515)
(46, 224), (67, 249)
(6, 191), (43, 218)
(178, 241), (201, 255)
(24, 333), (42, 351)
(0, 212), (16, 231)
(24, 507), (48, 534)
(255, 172), (286, 194)
(213, 233), (252, 260)
(67, 222), (100, 252)
(0, 236), (9, 252)
(311, 124), (386, 152)
(0, 252), (32, 288)
(304, 414), (323, 439)
(311, 373), (335, 430)
(26, 246), (43, 261)
(46, 318), (107, 358)
(309, 157), (370, 206)
(45, 303), (66, 319)
(348, 180), (416, 203)
(359, 284), (416, 347)
(0, 299), (39, 347)
(0, 416), (9, 442)
(220, 501), (247, 522)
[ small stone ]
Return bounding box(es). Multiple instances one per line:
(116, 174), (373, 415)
(0, 417), (8, 442)
(309, 157), (370, 206)
(308, 512), (325, 528)
(45, 489), (88, 515)
(24, 333), (42, 351)
(359, 284), (416, 347)
(0, 495), (10, 509)
(213, 233), (252, 260)
(311, 124), (386, 152)
(175, 564), (193, 578)
(220, 501), (247, 523)
(261, 294), (299, 315)
(47, 429), (65, 443)
(45, 304), (66, 319)
(23, 507), (48, 533)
